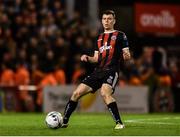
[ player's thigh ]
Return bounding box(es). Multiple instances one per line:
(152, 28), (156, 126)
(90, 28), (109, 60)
(100, 84), (115, 104)
(73, 83), (93, 97)
(100, 83), (113, 97)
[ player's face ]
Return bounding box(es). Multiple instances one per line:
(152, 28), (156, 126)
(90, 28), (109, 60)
(102, 14), (115, 31)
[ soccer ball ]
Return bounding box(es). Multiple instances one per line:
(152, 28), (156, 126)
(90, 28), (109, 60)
(45, 111), (63, 129)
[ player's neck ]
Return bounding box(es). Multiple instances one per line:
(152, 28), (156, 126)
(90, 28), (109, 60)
(104, 29), (116, 33)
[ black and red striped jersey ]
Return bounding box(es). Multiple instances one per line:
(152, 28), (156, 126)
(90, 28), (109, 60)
(94, 30), (129, 70)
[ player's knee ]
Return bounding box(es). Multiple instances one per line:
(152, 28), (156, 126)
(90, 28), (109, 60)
(101, 92), (110, 100)
(71, 91), (79, 101)
(100, 92), (115, 104)
(71, 89), (83, 101)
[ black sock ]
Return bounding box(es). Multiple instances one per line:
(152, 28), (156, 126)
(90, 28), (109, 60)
(107, 102), (123, 124)
(63, 100), (78, 124)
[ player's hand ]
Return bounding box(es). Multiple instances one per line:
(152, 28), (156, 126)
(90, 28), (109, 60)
(122, 48), (131, 60)
(123, 52), (131, 60)
(81, 55), (89, 62)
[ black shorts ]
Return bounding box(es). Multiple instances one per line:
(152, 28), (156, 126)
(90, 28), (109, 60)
(82, 68), (119, 93)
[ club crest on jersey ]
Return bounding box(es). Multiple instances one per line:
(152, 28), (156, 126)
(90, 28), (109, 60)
(99, 42), (112, 53)
(111, 35), (117, 40)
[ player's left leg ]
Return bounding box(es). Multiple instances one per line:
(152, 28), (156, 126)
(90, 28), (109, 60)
(100, 83), (124, 129)
(62, 83), (93, 128)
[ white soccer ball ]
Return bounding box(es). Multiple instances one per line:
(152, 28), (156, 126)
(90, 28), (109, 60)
(45, 111), (63, 129)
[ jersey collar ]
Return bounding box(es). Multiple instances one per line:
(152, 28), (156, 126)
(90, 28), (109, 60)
(104, 30), (116, 33)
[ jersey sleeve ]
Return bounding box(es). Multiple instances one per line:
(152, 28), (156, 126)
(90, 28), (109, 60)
(117, 32), (129, 50)
(93, 36), (99, 51)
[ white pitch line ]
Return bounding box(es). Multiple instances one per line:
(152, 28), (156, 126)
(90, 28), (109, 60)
(125, 120), (177, 125)
(125, 116), (180, 125)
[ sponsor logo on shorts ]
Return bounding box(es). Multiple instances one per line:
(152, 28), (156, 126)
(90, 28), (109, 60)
(107, 76), (113, 84)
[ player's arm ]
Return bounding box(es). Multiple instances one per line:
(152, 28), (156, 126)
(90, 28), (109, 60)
(80, 51), (98, 63)
(119, 32), (131, 61)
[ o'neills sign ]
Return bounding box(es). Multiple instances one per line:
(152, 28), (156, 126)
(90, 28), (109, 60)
(135, 3), (180, 34)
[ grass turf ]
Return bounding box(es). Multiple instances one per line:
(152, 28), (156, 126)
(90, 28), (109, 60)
(0, 113), (180, 136)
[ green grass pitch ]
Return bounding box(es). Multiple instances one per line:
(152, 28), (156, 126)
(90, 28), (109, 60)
(0, 113), (180, 136)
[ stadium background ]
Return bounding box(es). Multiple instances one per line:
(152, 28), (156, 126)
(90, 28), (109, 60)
(0, 0), (180, 114)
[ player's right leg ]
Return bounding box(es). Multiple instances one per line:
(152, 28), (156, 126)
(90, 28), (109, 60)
(61, 83), (92, 128)
(100, 84), (124, 129)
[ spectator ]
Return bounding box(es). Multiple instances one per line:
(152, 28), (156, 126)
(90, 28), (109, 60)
(14, 62), (34, 111)
(0, 63), (15, 86)
(36, 72), (57, 110)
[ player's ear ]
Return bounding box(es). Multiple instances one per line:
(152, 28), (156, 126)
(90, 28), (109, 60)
(113, 19), (116, 25)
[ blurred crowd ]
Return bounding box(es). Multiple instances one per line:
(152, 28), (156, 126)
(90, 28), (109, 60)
(0, 0), (97, 85)
(0, 0), (98, 109)
(123, 46), (180, 87)
(0, 0), (180, 111)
